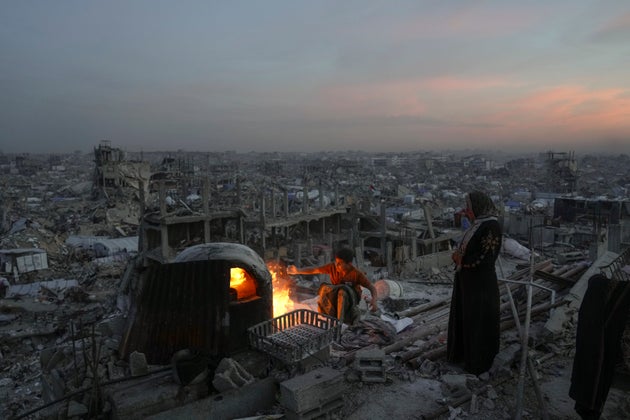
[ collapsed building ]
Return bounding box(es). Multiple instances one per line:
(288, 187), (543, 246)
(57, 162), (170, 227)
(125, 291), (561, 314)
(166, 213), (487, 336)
(0, 147), (629, 419)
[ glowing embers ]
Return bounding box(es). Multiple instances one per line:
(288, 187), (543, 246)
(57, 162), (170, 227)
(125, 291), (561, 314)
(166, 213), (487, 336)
(229, 267), (257, 301)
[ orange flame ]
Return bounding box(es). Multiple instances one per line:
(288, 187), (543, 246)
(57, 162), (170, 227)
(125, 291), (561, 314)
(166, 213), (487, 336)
(230, 267), (247, 287)
(229, 267), (256, 300)
(266, 262), (297, 318)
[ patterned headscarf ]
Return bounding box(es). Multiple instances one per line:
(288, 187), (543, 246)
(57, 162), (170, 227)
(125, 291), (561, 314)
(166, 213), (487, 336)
(457, 191), (499, 262)
(467, 190), (497, 218)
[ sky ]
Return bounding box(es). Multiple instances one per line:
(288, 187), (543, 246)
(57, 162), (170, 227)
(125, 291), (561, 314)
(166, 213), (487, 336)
(1, 1), (630, 155)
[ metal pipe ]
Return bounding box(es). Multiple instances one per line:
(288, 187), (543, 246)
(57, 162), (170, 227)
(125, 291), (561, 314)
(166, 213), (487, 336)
(393, 297), (449, 319)
(500, 258), (549, 420)
(515, 224), (536, 420)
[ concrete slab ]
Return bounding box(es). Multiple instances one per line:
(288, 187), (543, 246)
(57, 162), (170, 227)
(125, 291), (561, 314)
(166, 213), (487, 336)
(147, 376), (277, 420)
(107, 370), (206, 419)
(279, 366), (345, 413)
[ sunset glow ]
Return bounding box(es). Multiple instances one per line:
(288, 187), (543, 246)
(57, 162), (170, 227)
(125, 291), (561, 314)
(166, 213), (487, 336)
(3, 2), (630, 154)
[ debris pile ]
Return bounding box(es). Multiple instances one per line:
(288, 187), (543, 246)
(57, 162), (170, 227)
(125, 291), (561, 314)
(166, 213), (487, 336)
(1, 148), (629, 419)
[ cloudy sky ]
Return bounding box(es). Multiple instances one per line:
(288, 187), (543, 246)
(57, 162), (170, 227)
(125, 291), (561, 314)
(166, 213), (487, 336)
(2, 1), (629, 154)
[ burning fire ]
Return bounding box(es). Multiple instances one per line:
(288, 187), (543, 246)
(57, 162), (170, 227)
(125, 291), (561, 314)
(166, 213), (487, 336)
(230, 267), (247, 287)
(229, 267), (256, 300)
(229, 263), (297, 317)
(266, 261), (297, 318)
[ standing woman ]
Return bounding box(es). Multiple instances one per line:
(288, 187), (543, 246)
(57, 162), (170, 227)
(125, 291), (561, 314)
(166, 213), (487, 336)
(447, 191), (502, 375)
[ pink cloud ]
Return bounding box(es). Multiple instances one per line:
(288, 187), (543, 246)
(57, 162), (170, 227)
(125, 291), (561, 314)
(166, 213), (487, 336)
(314, 79), (630, 150)
(495, 86), (630, 128)
(422, 76), (511, 92)
(480, 85), (630, 147)
(315, 76), (513, 118)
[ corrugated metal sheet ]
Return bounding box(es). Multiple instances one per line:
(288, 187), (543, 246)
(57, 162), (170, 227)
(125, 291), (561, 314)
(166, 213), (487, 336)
(65, 235), (138, 256)
(120, 257), (273, 365)
(94, 253), (132, 265)
(65, 235), (108, 248)
(0, 248), (46, 255)
(96, 237), (138, 254)
(6, 279), (78, 298)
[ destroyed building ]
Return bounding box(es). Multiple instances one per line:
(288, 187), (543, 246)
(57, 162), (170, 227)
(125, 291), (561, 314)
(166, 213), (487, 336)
(93, 141), (151, 195)
(0, 147), (629, 419)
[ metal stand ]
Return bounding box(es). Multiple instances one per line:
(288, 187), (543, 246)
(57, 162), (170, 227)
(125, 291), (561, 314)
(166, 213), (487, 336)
(498, 253), (549, 420)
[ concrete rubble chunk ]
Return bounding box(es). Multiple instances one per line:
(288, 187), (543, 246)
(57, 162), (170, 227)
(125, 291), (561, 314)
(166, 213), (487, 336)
(440, 373), (469, 391)
(279, 366), (345, 414)
(483, 397), (496, 410)
(146, 376), (277, 420)
(354, 347), (387, 383)
(212, 357), (255, 392)
(418, 358), (439, 376)
(129, 351), (148, 376)
(67, 400), (88, 417)
(447, 406), (463, 420)
(5, 278), (78, 300)
(107, 360), (126, 380)
(489, 343), (521, 376)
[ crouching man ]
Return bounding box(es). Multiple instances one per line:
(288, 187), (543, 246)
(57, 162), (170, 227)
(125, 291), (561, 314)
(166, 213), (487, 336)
(287, 248), (378, 325)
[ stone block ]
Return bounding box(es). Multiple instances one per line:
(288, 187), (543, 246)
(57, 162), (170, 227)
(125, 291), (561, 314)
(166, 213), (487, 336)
(279, 366), (345, 413)
(354, 348), (386, 383)
(212, 358), (254, 392)
(129, 351), (148, 376)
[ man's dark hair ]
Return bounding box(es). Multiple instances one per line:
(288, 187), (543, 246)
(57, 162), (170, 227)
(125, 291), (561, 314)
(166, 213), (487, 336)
(335, 248), (354, 263)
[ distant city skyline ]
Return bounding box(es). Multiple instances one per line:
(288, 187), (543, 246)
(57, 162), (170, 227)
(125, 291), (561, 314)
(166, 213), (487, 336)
(2, 1), (630, 154)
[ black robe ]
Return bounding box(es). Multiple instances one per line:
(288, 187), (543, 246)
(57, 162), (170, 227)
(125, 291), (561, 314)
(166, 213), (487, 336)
(447, 218), (502, 375)
(569, 274), (630, 419)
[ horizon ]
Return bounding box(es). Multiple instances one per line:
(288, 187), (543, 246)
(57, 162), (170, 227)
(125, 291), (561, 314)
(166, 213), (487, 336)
(4, 146), (629, 161)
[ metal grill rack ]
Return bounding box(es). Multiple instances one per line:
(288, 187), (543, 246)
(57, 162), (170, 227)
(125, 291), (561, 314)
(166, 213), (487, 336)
(248, 309), (341, 365)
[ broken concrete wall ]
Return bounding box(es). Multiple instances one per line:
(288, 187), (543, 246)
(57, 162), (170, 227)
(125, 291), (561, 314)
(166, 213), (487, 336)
(0, 248), (48, 275)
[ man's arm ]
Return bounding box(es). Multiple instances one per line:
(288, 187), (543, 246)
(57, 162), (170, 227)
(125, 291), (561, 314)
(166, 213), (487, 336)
(287, 264), (325, 276)
(365, 282), (379, 312)
(354, 269), (379, 312)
